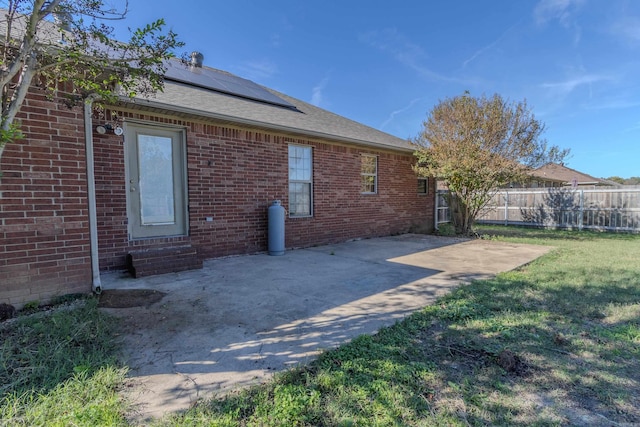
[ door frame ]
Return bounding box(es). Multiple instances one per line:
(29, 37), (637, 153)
(123, 121), (189, 240)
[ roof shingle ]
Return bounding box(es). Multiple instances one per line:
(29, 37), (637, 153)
(132, 60), (412, 152)
(530, 163), (604, 185)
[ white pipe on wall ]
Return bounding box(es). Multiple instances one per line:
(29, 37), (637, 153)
(83, 97), (102, 294)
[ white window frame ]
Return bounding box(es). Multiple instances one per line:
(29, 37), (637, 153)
(288, 145), (313, 217)
(361, 154), (378, 194)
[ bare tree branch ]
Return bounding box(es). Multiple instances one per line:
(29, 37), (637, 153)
(0, 0), (183, 169)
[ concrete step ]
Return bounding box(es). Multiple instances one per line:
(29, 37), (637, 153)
(127, 246), (202, 278)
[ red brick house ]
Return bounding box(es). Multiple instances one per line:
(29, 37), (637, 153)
(0, 55), (435, 308)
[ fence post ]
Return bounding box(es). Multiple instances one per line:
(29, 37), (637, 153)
(579, 189), (584, 231)
(434, 190), (440, 231)
(504, 191), (509, 226)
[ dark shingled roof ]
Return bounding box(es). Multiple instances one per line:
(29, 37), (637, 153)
(0, 12), (411, 152)
(131, 59), (412, 152)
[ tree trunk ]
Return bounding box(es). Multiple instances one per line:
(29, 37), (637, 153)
(447, 193), (474, 236)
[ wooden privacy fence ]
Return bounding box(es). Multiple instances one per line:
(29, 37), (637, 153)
(436, 188), (640, 232)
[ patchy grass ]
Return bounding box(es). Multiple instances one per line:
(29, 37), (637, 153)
(2, 227), (639, 426)
(0, 297), (128, 426)
(158, 226), (640, 426)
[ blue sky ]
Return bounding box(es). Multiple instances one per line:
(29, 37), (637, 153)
(112, 0), (640, 179)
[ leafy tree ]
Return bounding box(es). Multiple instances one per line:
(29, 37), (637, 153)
(604, 176), (640, 186)
(0, 0), (183, 165)
(607, 176), (626, 184)
(413, 92), (568, 235)
(611, 176), (640, 186)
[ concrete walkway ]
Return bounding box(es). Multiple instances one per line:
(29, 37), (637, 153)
(100, 234), (551, 421)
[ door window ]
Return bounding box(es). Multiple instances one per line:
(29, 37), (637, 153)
(125, 124), (187, 239)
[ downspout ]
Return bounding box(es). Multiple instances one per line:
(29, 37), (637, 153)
(84, 96), (102, 294)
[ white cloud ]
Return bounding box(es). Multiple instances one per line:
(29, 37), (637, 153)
(359, 28), (473, 85)
(269, 15), (294, 49)
(534, 0), (584, 44)
(270, 33), (282, 48)
(239, 60), (278, 81)
(359, 28), (424, 63)
(462, 40), (498, 70)
(583, 97), (640, 111)
(534, 0), (584, 25)
(461, 23), (518, 69)
(381, 98), (422, 129)
(540, 74), (612, 96)
(310, 76), (329, 107)
(610, 16), (640, 45)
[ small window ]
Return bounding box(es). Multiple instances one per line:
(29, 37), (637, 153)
(361, 154), (377, 194)
(288, 145), (312, 217)
(417, 178), (429, 194)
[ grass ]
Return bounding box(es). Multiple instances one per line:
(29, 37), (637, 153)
(0, 297), (128, 426)
(1, 226), (639, 425)
(158, 226), (640, 426)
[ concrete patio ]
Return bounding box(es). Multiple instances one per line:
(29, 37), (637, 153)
(99, 234), (552, 421)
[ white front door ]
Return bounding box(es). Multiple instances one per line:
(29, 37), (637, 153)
(125, 123), (188, 239)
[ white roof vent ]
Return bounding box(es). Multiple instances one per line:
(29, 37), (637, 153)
(190, 52), (204, 68)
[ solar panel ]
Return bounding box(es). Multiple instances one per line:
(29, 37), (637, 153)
(164, 60), (296, 109)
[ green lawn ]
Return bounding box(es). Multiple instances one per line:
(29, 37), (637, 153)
(0, 298), (128, 426)
(2, 226), (639, 426)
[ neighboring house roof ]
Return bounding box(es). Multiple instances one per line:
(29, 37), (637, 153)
(530, 163), (605, 186)
(128, 58), (413, 152)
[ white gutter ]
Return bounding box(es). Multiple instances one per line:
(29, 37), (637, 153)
(84, 96), (102, 294)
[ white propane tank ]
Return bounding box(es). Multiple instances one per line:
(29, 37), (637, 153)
(268, 200), (285, 256)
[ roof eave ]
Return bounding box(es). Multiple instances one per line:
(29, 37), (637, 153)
(529, 175), (565, 183)
(122, 96), (414, 153)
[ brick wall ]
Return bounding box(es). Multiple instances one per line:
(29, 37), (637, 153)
(1, 96), (434, 308)
(95, 109), (434, 270)
(0, 87), (91, 307)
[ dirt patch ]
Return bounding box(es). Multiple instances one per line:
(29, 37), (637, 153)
(497, 349), (529, 375)
(0, 303), (16, 321)
(98, 289), (166, 309)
